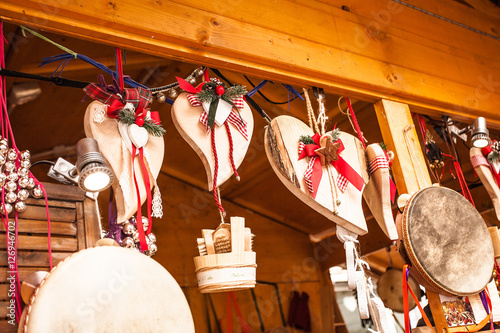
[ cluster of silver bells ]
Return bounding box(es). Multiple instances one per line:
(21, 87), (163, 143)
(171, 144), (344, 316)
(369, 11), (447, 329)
(119, 216), (157, 257)
(0, 139), (42, 215)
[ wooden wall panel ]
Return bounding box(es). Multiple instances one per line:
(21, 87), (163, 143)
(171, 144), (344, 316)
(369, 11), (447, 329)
(152, 172), (333, 332)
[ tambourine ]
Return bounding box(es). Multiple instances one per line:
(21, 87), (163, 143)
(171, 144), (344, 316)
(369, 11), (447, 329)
(396, 186), (494, 296)
(19, 246), (195, 332)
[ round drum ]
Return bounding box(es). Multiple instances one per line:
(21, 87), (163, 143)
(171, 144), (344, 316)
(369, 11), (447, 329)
(377, 268), (421, 312)
(20, 246), (195, 333)
(398, 186), (494, 296)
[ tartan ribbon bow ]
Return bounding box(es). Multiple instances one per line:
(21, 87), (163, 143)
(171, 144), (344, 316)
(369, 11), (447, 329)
(186, 93), (248, 140)
(298, 133), (364, 198)
(84, 83), (161, 124)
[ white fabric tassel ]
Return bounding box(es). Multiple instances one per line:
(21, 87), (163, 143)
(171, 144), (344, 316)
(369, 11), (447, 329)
(356, 271), (370, 319)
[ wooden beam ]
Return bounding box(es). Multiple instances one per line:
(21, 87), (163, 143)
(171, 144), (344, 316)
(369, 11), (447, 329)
(374, 99), (432, 194)
(1, 0), (500, 127)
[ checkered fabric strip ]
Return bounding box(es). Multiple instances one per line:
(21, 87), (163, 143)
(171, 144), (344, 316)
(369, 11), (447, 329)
(471, 154), (490, 168)
(304, 156), (317, 195)
(232, 97), (245, 109)
(199, 109), (248, 140)
(337, 174), (348, 193)
(369, 156), (390, 174)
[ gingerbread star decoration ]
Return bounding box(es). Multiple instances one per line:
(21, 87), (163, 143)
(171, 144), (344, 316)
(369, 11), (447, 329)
(315, 135), (341, 166)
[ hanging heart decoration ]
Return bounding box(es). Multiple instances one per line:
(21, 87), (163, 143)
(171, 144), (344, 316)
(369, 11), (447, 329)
(363, 143), (398, 240)
(171, 78), (254, 191)
(83, 80), (165, 252)
(264, 115), (369, 235)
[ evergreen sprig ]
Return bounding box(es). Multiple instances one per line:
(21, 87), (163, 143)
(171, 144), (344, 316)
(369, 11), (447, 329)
(330, 128), (341, 142)
(379, 142), (388, 151)
(488, 151), (500, 164)
(299, 135), (315, 145)
(118, 108), (166, 137)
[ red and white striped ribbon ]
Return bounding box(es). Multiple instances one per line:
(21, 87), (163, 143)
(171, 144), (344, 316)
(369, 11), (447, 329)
(188, 94), (248, 140)
(369, 156), (390, 174)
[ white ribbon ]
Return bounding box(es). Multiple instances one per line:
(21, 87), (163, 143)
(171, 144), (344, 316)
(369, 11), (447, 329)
(356, 270), (370, 319)
(337, 225), (359, 290)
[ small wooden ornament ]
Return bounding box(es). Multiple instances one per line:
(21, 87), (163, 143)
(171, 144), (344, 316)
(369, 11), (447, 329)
(265, 115), (369, 237)
(315, 135), (341, 165)
(171, 93), (254, 190)
(128, 124), (149, 149)
(363, 143), (398, 240)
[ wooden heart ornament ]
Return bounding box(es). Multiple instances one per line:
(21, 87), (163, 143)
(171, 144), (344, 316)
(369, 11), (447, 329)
(363, 144), (398, 240)
(265, 115), (369, 236)
(84, 101), (164, 223)
(171, 93), (254, 190)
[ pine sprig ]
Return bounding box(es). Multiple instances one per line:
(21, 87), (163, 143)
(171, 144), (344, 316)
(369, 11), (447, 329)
(330, 128), (341, 142)
(488, 151), (500, 164)
(379, 142), (388, 151)
(197, 89), (217, 104)
(118, 108), (166, 137)
(299, 135), (315, 145)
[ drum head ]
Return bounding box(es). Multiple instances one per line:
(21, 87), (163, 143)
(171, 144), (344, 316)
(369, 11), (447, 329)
(377, 268), (420, 312)
(403, 186), (494, 296)
(22, 246), (195, 333)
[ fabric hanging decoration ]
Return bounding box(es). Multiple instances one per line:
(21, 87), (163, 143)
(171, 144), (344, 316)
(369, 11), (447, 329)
(176, 73), (248, 215)
(0, 22), (53, 324)
(84, 48), (165, 252)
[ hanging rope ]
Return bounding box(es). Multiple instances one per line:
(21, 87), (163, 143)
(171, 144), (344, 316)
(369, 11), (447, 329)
(345, 97), (367, 149)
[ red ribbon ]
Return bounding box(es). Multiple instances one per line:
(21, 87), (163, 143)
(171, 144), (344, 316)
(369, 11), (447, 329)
(106, 99), (124, 118)
(331, 141), (364, 192)
(176, 76), (204, 94)
(298, 133), (322, 198)
(131, 145), (152, 252)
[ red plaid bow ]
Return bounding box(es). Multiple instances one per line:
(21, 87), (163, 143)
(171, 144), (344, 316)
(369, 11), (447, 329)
(369, 154), (397, 203)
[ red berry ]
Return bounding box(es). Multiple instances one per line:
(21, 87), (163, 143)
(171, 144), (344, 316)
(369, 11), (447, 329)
(135, 117), (145, 126)
(215, 85), (225, 96)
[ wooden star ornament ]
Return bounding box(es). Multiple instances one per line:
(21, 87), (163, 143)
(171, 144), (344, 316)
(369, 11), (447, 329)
(315, 135), (341, 166)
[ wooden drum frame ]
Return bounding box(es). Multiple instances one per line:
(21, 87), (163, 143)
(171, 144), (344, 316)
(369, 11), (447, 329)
(396, 186), (494, 296)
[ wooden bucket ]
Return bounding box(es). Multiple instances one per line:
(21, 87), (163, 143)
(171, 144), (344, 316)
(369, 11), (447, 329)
(193, 217), (256, 293)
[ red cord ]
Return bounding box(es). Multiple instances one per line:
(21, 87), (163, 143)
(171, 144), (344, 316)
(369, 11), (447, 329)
(115, 48), (125, 91)
(211, 128), (225, 214)
(224, 122), (240, 180)
(345, 97), (366, 149)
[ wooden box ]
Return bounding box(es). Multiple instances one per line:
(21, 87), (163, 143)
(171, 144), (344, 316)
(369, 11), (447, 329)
(0, 182), (100, 332)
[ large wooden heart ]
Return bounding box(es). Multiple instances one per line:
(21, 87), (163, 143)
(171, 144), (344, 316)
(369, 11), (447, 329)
(171, 93), (254, 190)
(84, 101), (164, 223)
(265, 115), (369, 236)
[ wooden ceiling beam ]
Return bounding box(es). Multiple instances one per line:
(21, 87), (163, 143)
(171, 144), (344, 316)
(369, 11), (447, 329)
(1, 0), (499, 127)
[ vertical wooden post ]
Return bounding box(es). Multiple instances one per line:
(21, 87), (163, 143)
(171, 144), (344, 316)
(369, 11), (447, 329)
(373, 99), (432, 194)
(374, 99), (487, 333)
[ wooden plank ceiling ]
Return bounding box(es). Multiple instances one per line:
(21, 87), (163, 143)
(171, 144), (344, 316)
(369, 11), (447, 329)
(0, 18), (498, 272)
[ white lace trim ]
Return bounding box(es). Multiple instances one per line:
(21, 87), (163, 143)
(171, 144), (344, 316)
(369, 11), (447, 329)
(93, 104), (106, 124)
